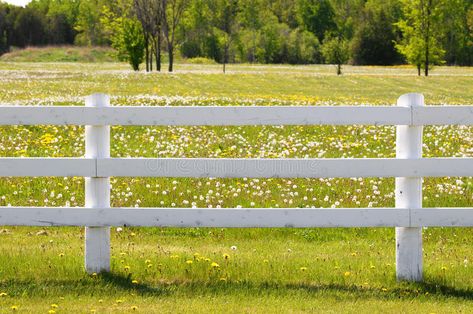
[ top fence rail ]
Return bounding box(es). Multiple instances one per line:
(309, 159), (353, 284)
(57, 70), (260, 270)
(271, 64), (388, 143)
(0, 105), (472, 126)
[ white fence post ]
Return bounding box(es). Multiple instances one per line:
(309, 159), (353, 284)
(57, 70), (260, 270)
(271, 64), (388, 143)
(85, 93), (111, 273)
(395, 93), (424, 281)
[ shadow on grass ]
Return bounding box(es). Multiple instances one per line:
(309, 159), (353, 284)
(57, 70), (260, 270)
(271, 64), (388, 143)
(3, 273), (473, 301)
(98, 272), (473, 302)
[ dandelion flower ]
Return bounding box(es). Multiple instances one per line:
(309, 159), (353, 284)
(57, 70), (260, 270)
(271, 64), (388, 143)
(116, 299), (124, 304)
(11, 305), (18, 311)
(131, 306), (138, 311)
(124, 265), (131, 272)
(132, 280), (139, 284)
(219, 277), (227, 282)
(48, 310), (56, 314)
(51, 304), (58, 308)
(300, 267), (308, 271)
(344, 271), (351, 277)
(186, 260), (193, 265)
(223, 253), (230, 260)
(211, 262), (220, 268)
(0, 292), (7, 297)
(441, 266), (447, 271)
(58, 253), (65, 257)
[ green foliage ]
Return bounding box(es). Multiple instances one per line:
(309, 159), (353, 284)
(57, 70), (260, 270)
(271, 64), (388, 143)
(74, 0), (109, 46)
(296, 0), (336, 42)
(351, 0), (402, 65)
(395, 0), (446, 76)
(440, 0), (473, 66)
(101, 6), (145, 71)
(321, 36), (349, 74)
(0, 0), (472, 66)
(287, 28), (321, 64)
(184, 56), (217, 64)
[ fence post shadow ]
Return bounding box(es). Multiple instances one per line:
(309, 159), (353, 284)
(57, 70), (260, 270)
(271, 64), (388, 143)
(98, 272), (167, 296)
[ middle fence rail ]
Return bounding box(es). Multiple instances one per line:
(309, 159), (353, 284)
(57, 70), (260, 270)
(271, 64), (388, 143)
(0, 92), (472, 281)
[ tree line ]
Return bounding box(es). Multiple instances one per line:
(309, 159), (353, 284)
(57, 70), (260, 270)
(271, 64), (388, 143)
(0, 0), (472, 75)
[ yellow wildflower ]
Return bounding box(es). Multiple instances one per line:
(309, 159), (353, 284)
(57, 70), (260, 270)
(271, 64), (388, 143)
(344, 271), (351, 277)
(211, 262), (220, 268)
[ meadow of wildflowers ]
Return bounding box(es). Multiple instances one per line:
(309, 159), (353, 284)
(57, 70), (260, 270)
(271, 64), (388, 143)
(0, 62), (472, 312)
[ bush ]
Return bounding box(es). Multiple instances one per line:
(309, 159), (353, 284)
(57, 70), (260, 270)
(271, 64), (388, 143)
(321, 36), (349, 75)
(287, 28), (321, 64)
(185, 57), (217, 64)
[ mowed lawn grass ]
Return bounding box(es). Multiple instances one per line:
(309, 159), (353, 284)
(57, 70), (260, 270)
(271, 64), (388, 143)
(0, 62), (472, 312)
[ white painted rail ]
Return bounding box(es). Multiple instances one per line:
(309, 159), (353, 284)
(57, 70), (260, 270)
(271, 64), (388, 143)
(0, 105), (472, 126)
(1, 157), (472, 178)
(1, 207), (472, 228)
(0, 92), (472, 282)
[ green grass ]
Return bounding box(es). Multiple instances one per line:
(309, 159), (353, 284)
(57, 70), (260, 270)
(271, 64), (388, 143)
(0, 46), (116, 63)
(0, 62), (472, 104)
(0, 63), (472, 312)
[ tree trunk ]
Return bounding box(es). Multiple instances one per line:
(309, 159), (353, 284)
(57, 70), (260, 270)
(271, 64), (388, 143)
(337, 63), (342, 75)
(145, 37), (149, 72)
(425, 0), (431, 77)
(156, 34), (161, 72)
(150, 45), (153, 72)
(417, 64), (421, 76)
(223, 44), (228, 74)
(425, 46), (429, 76)
(168, 42), (173, 72)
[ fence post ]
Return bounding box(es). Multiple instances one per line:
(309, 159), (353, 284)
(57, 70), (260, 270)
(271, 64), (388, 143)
(85, 93), (110, 273)
(395, 93), (424, 281)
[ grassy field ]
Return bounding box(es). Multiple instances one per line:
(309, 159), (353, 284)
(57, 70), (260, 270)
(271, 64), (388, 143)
(0, 62), (472, 312)
(0, 46), (116, 63)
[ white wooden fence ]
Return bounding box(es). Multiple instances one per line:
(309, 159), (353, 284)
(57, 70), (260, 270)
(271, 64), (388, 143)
(0, 93), (472, 282)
